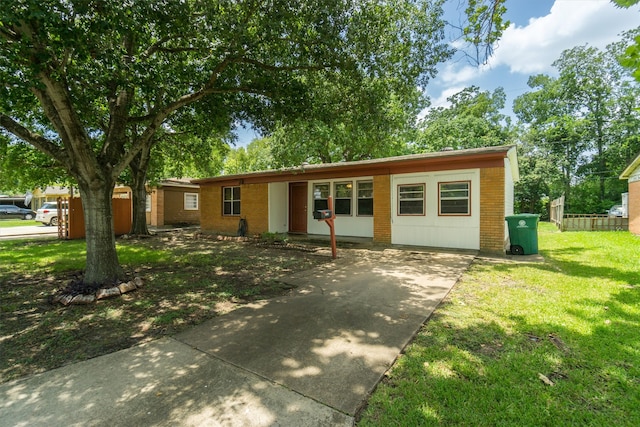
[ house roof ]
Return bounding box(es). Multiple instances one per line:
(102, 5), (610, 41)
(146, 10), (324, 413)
(620, 152), (640, 180)
(151, 178), (199, 189)
(193, 145), (518, 186)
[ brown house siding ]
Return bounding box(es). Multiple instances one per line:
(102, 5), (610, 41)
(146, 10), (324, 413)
(629, 180), (640, 235)
(480, 167), (506, 253)
(373, 175), (392, 243)
(163, 188), (199, 225)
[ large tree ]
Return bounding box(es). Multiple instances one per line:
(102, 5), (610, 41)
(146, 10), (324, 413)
(414, 85), (512, 152)
(0, 0), (461, 285)
(514, 42), (640, 213)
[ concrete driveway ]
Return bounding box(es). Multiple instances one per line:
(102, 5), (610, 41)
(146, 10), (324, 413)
(0, 247), (475, 426)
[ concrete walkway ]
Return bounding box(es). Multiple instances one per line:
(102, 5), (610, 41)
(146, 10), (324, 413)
(0, 248), (475, 426)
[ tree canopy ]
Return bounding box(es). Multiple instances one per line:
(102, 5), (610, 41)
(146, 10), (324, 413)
(414, 86), (512, 152)
(0, 0), (462, 284)
(514, 40), (640, 214)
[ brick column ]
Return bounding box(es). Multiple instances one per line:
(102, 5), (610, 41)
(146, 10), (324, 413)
(480, 167), (506, 253)
(373, 175), (392, 243)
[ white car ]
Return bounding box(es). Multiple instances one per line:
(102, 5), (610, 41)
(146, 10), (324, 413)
(35, 202), (67, 226)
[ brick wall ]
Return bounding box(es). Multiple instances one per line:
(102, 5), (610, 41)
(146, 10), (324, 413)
(150, 189), (164, 227)
(200, 183), (269, 236)
(629, 180), (640, 235)
(480, 167), (506, 253)
(201, 186), (235, 234)
(373, 175), (391, 243)
(241, 183), (269, 236)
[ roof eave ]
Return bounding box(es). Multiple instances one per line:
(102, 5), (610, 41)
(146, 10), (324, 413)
(620, 152), (640, 179)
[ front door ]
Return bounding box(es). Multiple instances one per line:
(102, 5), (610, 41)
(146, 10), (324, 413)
(289, 182), (307, 233)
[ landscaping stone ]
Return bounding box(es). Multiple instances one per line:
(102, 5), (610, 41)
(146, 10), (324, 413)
(58, 294), (74, 306)
(118, 281), (137, 294)
(134, 276), (144, 288)
(96, 287), (121, 300)
(52, 276), (144, 305)
(71, 294), (96, 304)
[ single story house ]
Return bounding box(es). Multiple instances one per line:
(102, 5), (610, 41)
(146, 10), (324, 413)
(193, 145), (519, 254)
(620, 152), (640, 235)
(146, 179), (200, 227)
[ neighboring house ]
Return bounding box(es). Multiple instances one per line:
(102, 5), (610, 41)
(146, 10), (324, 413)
(146, 179), (200, 227)
(620, 152), (640, 235)
(31, 186), (72, 210)
(194, 145), (519, 254)
(32, 186), (132, 210)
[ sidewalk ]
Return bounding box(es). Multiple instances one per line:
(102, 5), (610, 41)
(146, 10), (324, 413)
(0, 248), (475, 426)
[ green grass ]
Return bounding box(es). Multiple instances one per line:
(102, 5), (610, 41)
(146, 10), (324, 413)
(0, 233), (328, 382)
(0, 219), (39, 227)
(358, 223), (640, 426)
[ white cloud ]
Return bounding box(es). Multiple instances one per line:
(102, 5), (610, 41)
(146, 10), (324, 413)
(489, 1), (639, 75)
(439, 62), (486, 85)
(420, 85), (466, 119)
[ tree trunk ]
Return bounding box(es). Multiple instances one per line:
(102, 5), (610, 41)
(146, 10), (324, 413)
(130, 165), (150, 235)
(78, 180), (125, 285)
(129, 148), (151, 235)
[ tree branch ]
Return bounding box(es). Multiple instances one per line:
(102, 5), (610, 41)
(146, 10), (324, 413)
(0, 114), (69, 167)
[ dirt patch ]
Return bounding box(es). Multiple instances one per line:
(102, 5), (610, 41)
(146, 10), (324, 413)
(0, 232), (335, 383)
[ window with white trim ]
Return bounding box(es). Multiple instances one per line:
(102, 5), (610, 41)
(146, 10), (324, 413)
(184, 192), (199, 210)
(439, 181), (470, 215)
(223, 187), (240, 215)
(334, 182), (353, 215)
(398, 184), (424, 215)
(357, 181), (373, 216)
(313, 183), (330, 212)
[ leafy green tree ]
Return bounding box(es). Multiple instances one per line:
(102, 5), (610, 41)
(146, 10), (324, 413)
(613, 1), (640, 80)
(415, 86), (512, 152)
(223, 138), (273, 175)
(268, 72), (423, 166)
(0, 136), (69, 195)
(1, 0), (459, 284)
(515, 41), (640, 214)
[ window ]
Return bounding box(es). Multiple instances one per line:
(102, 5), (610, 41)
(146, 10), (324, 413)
(334, 182), (353, 215)
(357, 181), (373, 216)
(184, 192), (199, 211)
(145, 194), (152, 212)
(313, 183), (330, 212)
(223, 186), (240, 215)
(439, 181), (470, 215)
(398, 184), (424, 215)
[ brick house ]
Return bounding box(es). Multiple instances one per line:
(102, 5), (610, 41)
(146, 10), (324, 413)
(620, 152), (640, 235)
(146, 179), (200, 227)
(194, 145), (519, 254)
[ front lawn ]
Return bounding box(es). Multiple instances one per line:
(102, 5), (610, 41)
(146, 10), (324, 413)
(358, 223), (640, 426)
(0, 234), (329, 382)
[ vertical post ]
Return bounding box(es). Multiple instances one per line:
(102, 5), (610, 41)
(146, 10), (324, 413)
(327, 196), (337, 259)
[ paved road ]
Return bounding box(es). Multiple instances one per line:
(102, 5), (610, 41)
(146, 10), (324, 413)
(0, 224), (57, 240)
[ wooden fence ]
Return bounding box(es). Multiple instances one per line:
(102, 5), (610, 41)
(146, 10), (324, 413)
(58, 197), (132, 239)
(550, 195), (628, 232)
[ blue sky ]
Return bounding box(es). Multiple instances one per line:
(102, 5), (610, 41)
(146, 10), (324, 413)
(427, 0), (639, 116)
(235, 0), (639, 145)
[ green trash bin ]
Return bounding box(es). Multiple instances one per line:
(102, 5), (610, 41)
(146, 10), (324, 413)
(505, 214), (539, 255)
